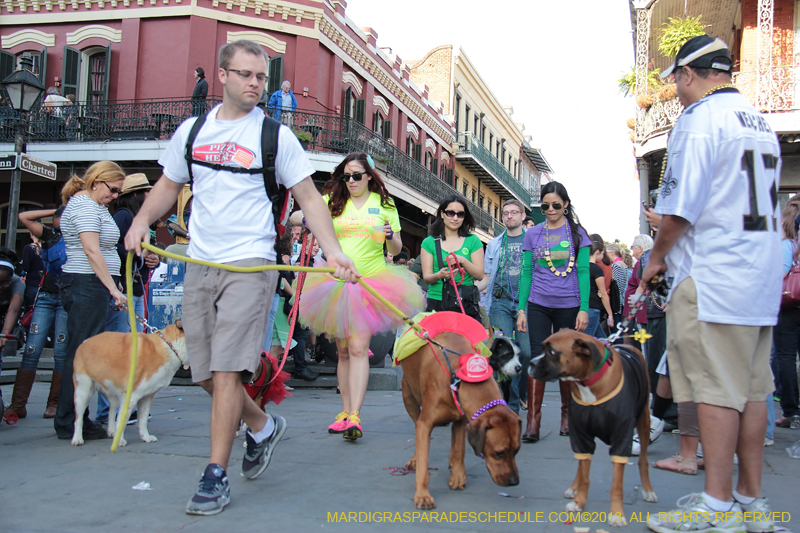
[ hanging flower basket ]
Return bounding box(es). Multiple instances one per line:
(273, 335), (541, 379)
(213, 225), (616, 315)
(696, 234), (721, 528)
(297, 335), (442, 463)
(626, 118), (636, 129)
(656, 84), (677, 101)
(637, 93), (654, 109)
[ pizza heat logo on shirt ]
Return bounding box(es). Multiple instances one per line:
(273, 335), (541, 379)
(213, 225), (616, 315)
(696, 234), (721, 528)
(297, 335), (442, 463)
(193, 144), (256, 169)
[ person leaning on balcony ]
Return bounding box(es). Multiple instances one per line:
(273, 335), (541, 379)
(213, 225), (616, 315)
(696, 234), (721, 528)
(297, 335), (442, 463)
(291, 152), (425, 440)
(420, 193), (485, 323)
(192, 67), (209, 116)
(515, 180), (591, 443)
(3, 206), (68, 421)
(267, 81), (297, 124)
(53, 161), (127, 442)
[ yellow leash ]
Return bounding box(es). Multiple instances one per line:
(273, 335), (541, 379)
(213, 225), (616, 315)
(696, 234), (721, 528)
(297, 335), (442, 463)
(111, 242), (425, 451)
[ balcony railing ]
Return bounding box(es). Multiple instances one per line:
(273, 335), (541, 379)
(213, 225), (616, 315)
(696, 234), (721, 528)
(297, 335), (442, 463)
(457, 133), (531, 206)
(635, 67), (800, 142)
(0, 98), (501, 236)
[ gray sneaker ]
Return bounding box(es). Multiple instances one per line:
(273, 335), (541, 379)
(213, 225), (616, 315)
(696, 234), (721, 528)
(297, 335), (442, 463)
(242, 414), (286, 480)
(186, 464), (230, 516)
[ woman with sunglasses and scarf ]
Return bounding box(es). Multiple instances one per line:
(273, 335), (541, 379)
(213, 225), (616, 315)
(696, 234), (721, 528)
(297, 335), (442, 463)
(420, 194), (485, 322)
(53, 161), (127, 441)
(516, 181), (591, 443)
(293, 152), (424, 440)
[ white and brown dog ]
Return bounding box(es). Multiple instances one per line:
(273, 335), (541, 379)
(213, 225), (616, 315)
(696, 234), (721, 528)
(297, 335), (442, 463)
(71, 321), (188, 447)
(530, 330), (657, 526)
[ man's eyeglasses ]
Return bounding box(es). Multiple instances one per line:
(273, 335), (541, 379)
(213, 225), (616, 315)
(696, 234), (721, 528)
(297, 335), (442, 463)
(104, 182), (122, 195)
(342, 172), (366, 182)
(443, 210), (466, 220)
(224, 69), (268, 83)
(502, 210), (522, 217)
(541, 202), (563, 211)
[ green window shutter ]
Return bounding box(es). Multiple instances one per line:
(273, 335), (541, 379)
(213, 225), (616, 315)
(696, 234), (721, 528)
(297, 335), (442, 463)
(343, 87), (352, 116)
(0, 51), (14, 87)
(446, 168), (454, 186)
(62, 47), (81, 99)
(267, 55), (283, 95)
(382, 119), (391, 139)
(431, 157), (438, 175)
(102, 44), (111, 102)
(413, 143), (421, 163)
(355, 98), (366, 124)
(38, 48), (47, 85)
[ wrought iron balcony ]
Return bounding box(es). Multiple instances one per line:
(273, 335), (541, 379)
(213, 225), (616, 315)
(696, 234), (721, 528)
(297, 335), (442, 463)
(0, 97), (501, 236)
(635, 67), (799, 142)
(456, 133), (531, 206)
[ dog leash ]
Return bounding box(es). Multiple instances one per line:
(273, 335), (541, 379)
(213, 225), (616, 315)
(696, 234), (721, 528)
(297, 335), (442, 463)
(603, 276), (667, 347)
(115, 302), (183, 362)
(444, 253), (467, 315)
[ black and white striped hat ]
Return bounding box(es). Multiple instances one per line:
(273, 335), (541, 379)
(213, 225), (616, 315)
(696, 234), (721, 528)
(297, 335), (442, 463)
(661, 35), (732, 79)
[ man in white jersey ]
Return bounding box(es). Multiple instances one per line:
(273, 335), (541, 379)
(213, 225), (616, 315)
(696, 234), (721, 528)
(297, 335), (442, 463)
(125, 40), (359, 516)
(642, 36), (780, 533)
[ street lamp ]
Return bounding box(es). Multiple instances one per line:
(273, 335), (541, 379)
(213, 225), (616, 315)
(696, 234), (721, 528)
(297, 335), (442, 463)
(1, 56), (45, 250)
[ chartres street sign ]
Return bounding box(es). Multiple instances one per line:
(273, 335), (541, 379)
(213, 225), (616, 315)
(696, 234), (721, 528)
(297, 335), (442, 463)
(20, 154), (57, 180)
(0, 153), (17, 170)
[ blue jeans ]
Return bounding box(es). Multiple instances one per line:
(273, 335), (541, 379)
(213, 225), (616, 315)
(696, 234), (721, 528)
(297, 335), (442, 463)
(767, 392), (775, 440)
(586, 308), (606, 340)
(97, 295), (143, 422)
(20, 291), (68, 372)
(489, 297), (530, 413)
(54, 273), (113, 438)
(262, 293), (280, 352)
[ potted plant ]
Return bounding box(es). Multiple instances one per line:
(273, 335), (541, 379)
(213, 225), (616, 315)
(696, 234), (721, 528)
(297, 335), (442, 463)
(292, 128), (314, 149)
(658, 15), (708, 59)
(617, 63), (662, 109)
(373, 155), (390, 171)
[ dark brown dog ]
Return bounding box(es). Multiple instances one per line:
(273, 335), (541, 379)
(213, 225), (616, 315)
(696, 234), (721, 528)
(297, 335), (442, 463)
(531, 330), (657, 526)
(399, 333), (521, 510)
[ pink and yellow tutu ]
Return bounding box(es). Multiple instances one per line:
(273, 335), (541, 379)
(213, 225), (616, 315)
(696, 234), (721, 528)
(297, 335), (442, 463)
(298, 264), (425, 339)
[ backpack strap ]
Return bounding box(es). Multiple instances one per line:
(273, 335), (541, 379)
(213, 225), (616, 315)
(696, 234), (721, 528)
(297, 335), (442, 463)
(434, 237), (446, 274)
(184, 112), (208, 187)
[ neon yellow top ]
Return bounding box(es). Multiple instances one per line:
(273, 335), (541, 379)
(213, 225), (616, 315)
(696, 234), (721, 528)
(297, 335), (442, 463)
(325, 192), (400, 277)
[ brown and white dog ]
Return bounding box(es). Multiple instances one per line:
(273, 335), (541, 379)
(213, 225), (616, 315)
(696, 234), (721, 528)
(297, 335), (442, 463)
(399, 334), (521, 510)
(530, 330), (657, 526)
(71, 321), (189, 447)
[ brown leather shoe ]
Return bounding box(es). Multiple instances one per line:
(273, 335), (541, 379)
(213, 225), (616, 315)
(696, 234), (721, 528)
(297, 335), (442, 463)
(559, 380), (570, 436)
(43, 371), (61, 419)
(522, 378), (545, 442)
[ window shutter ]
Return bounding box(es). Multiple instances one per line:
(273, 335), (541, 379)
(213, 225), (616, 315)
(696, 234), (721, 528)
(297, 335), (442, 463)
(0, 52), (14, 88)
(36, 48), (48, 86)
(102, 44), (111, 102)
(382, 119), (392, 139)
(446, 168), (454, 187)
(61, 47), (81, 99)
(343, 87), (352, 117)
(406, 135), (413, 155)
(267, 55), (283, 95)
(355, 98), (366, 124)
(431, 158), (438, 175)
(413, 143), (422, 163)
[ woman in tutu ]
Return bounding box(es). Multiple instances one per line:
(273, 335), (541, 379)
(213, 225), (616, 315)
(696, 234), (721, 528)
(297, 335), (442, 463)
(292, 152), (424, 440)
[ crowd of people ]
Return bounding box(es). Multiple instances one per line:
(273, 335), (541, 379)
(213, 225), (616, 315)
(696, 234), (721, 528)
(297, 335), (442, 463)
(0, 36), (795, 532)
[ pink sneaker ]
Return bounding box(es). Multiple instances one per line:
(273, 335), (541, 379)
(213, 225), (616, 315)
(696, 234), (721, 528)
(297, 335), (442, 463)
(343, 413), (362, 440)
(328, 411), (348, 433)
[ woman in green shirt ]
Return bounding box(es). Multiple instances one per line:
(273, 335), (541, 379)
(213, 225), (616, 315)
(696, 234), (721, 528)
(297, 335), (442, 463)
(420, 194), (484, 322)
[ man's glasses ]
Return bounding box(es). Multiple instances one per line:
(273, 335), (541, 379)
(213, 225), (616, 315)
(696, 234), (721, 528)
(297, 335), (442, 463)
(443, 210), (466, 220)
(342, 172), (366, 182)
(104, 182), (122, 195)
(541, 202), (563, 211)
(224, 69), (268, 83)
(502, 210), (522, 217)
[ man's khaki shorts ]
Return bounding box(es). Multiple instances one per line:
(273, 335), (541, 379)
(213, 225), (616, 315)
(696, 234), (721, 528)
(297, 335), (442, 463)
(666, 277), (774, 412)
(182, 258), (279, 383)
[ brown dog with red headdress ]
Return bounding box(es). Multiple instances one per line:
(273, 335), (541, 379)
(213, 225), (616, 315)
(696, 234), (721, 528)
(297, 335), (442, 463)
(530, 329), (658, 526)
(396, 311), (521, 510)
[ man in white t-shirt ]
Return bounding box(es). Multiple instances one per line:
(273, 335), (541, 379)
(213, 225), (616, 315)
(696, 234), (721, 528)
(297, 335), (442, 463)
(125, 40), (358, 516)
(641, 36), (780, 533)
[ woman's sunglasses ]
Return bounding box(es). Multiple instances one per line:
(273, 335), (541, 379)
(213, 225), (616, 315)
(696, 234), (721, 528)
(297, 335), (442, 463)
(443, 209), (466, 220)
(540, 202), (563, 211)
(342, 172), (366, 182)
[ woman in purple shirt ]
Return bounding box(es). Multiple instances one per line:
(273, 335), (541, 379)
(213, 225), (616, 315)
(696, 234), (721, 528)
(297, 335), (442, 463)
(516, 181), (591, 443)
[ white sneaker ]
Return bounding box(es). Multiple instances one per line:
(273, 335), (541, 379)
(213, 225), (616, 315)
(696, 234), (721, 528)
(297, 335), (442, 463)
(697, 442), (703, 458)
(650, 416), (665, 444)
(736, 496), (774, 533)
(764, 437), (774, 447)
(647, 493), (744, 533)
(631, 437), (641, 456)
